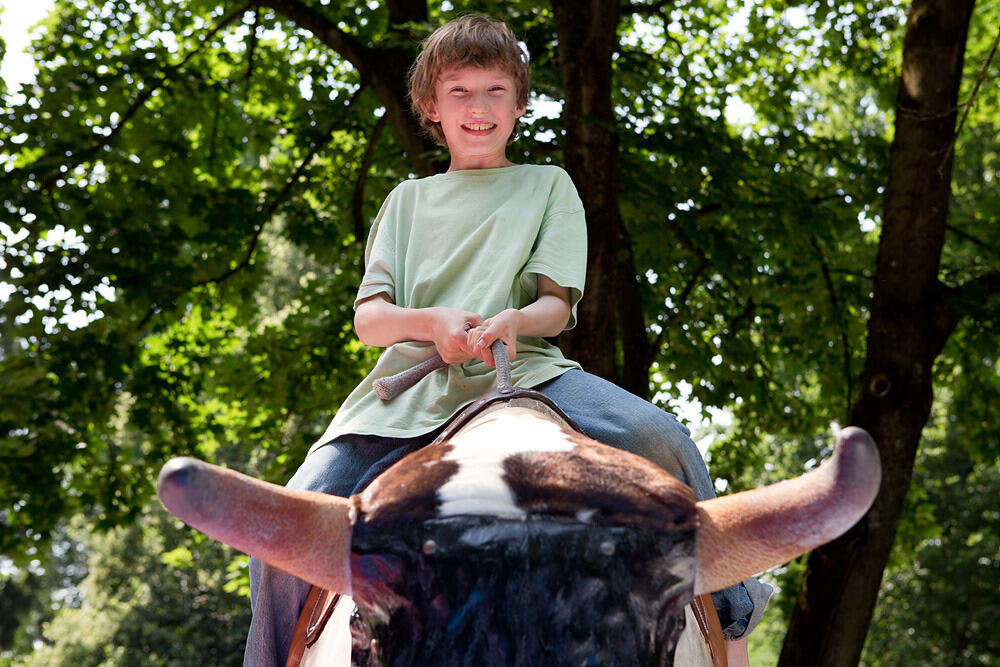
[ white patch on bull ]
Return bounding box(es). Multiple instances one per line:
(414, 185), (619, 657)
(576, 509), (596, 523)
(436, 409), (577, 519)
(300, 596), (354, 667)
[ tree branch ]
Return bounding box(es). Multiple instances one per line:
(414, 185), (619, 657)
(621, 0), (674, 16)
(649, 259), (707, 363)
(665, 216), (744, 295)
(945, 221), (998, 254)
(938, 270), (1000, 334)
(243, 8), (260, 99)
(191, 85), (368, 291)
(135, 86), (358, 330)
(249, 0), (370, 71)
(729, 298), (757, 335)
(939, 22), (1000, 174)
(353, 112), (388, 264)
(810, 235), (854, 417)
(827, 267), (874, 281)
(385, 0), (429, 26)
(251, 0), (439, 176)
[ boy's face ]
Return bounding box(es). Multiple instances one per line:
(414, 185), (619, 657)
(421, 65), (526, 171)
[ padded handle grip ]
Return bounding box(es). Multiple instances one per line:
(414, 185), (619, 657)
(372, 354), (448, 401)
(373, 340), (512, 401)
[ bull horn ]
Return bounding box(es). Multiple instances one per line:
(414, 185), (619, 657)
(157, 457), (355, 595)
(694, 426), (881, 595)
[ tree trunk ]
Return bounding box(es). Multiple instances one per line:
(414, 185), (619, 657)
(255, 0), (442, 176)
(779, 2), (975, 665)
(550, 0), (651, 395)
(371, 0), (446, 176)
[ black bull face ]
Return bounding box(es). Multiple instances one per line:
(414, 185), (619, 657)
(158, 406), (880, 666)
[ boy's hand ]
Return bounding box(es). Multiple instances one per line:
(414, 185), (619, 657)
(430, 307), (484, 364)
(467, 309), (520, 367)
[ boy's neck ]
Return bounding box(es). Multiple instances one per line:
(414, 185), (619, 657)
(447, 156), (518, 172)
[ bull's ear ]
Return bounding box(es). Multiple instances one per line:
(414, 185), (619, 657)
(158, 457), (355, 595)
(694, 426), (880, 595)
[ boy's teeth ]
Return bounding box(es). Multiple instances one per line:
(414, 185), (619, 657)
(466, 123), (493, 130)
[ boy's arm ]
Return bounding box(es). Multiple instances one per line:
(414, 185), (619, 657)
(467, 275), (571, 367)
(354, 292), (484, 364)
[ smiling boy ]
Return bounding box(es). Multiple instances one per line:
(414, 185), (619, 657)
(244, 14), (766, 666)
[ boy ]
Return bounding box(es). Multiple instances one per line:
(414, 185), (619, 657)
(246, 14), (767, 666)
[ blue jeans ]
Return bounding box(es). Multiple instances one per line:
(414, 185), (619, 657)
(244, 369), (760, 666)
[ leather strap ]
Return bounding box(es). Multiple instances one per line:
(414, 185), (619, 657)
(691, 592), (728, 667)
(285, 586), (340, 666)
(431, 388), (583, 445)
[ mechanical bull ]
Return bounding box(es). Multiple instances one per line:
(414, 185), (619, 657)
(157, 346), (880, 666)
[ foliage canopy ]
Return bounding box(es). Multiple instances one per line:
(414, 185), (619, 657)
(1, 0), (998, 663)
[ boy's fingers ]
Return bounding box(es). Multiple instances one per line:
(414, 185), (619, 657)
(476, 336), (493, 366)
(468, 329), (486, 353)
(470, 329), (496, 366)
(464, 320), (516, 367)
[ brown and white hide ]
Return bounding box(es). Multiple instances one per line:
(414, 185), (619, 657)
(343, 406), (700, 666)
(158, 406), (881, 667)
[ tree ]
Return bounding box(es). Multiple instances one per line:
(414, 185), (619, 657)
(550, 0), (643, 388)
(2, 0), (999, 663)
(0, 525), (88, 658)
(780, 3), (1000, 663)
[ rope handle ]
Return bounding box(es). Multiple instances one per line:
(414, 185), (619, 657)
(373, 339), (512, 401)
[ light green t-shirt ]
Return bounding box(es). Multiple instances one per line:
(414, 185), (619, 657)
(314, 164), (587, 444)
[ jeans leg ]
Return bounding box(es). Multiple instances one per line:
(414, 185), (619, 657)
(243, 435), (430, 666)
(244, 442), (357, 667)
(535, 369), (715, 499)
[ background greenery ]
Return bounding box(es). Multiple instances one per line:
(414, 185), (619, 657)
(1, 0), (997, 664)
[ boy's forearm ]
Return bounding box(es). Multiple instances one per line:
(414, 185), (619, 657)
(354, 295), (437, 347)
(470, 276), (572, 357)
(467, 292), (569, 366)
(515, 275), (572, 338)
(355, 293), (484, 363)
(515, 294), (571, 338)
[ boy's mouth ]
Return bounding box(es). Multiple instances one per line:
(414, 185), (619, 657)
(462, 122), (496, 134)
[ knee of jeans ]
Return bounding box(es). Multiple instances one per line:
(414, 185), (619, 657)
(626, 415), (701, 474)
(629, 410), (693, 452)
(658, 409), (691, 437)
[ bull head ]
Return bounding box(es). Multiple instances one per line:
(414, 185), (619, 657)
(158, 406), (880, 665)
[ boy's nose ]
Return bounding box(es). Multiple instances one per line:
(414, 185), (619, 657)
(468, 91), (490, 110)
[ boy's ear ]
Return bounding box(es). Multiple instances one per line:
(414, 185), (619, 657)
(420, 98), (440, 122)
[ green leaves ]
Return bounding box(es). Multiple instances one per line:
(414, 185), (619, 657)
(1, 1), (999, 663)
(11, 507), (251, 666)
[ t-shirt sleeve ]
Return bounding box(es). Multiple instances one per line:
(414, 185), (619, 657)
(521, 169), (587, 330)
(354, 190), (399, 309)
